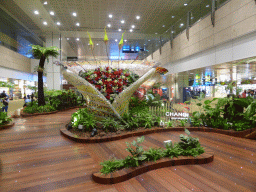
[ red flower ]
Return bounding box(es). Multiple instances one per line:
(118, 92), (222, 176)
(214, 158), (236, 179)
(117, 82), (122, 87)
(106, 88), (113, 94)
(118, 79), (122, 82)
(106, 95), (110, 100)
(106, 67), (109, 71)
(125, 73), (130, 77)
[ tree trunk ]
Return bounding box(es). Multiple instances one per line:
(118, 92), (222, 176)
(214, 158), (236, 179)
(38, 55), (46, 106)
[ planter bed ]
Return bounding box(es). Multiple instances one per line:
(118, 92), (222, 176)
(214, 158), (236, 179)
(0, 121), (15, 130)
(92, 148), (214, 184)
(60, 125), (256, 143)
(21, 106), (86, 117)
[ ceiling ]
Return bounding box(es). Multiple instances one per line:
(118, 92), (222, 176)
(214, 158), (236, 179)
(0, 0), (221, 58)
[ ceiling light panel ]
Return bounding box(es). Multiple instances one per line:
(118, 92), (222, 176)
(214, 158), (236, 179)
(34, 10), (39, 15)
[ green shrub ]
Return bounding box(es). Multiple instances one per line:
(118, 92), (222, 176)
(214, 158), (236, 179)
(143, 148), (163, 162)
(71, 108), (96, 131)
(101, 117), (120, 132)
(0, 111), (12, 125)
(99, 130), (205, 175)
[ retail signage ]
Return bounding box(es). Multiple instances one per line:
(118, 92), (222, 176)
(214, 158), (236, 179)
(166, 112), (189, 120)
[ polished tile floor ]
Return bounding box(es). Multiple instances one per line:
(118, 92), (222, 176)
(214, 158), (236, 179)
(0, 108), (255, 192)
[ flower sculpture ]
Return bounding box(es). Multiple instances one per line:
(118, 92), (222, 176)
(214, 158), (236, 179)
(62, 64), (167, 120)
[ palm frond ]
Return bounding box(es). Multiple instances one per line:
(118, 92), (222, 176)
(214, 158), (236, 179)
(30, 44), (44, 59)
(43, 47), (60, 58)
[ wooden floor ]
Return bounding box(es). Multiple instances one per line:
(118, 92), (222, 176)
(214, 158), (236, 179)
(0, 108), (256, 192)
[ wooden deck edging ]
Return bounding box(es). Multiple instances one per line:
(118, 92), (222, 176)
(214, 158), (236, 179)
(92, 148), (214, 184)
(21, 106), (86, 117)
(0, 121), (15, 130)
(60, 126), (256, 143)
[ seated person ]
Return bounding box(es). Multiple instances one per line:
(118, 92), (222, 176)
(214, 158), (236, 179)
(23, 96), (32, 107)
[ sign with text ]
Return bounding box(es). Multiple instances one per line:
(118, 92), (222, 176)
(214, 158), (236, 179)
(166, 112), (189, 120)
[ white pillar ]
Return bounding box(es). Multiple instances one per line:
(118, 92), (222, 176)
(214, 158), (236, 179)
(45, 33), (62, 90)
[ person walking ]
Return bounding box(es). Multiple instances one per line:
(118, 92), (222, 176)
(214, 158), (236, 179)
(2, 96), (9, 112)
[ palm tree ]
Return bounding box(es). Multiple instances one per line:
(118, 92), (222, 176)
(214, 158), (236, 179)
(31, 45), (60, 106)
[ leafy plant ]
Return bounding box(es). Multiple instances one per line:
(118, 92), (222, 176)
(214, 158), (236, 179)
(125, 136), (147, 167)
(166, 120), (173, 128)
(163, 141), (182, 158)
(143, 148), (163, 162)
(0, 111), (12, 125)
(100, 158), (124, 175)
(71, 108), (96, 131)
(101, 117), (120, 132)
(179, 119), (187, 127)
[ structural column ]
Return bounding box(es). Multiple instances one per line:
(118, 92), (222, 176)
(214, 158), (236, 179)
(45, 33), (62, 90)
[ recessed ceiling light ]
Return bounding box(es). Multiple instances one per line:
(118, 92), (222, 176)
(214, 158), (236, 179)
(180, 23), (184, 27)
(118, 29), (122, 32)
(109, 14), (113, 18)
(88, 43), (90, 45)
(57, 22), (61, 25)
(34, 10), (39, 15)
(162, 25), (165, 27)
(107, 24), (111, 28)
(76, 23), (80, 26)
(172, 31), (175, 33)
(44, 1), (47, 5)
(155, 33), (158, 34)
(43, 21), (47, 25)
(206, 5), (210, 8)
(115, 39), (118, 42)
(67, 38), (69, 40)
(73, 12), (77, 17)
(172, 16), (175, 18)
(76, 38), (79, 41)
(148, 40), (150, 41)
(121, 20), (125, 24)
(191, 17), (194, 19)
(96, 43), (99, 45)
(136, 16), (140, 20)
(50, 11), (54, 16)
(184, 3), (188, 6)
(144, 44), (146, 45)
(131, 25), (135, 28)
(124, 40), (127, 42)
(129, 29), (133, 32)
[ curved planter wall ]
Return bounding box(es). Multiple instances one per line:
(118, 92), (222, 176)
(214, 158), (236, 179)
(92, 148), (214, 184)
(60, 126), (256, 143)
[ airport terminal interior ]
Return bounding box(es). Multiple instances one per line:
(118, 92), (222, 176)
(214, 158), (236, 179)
(0, 0), (256, 191)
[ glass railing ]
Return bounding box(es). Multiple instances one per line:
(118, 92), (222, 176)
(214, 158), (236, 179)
(143, 0), (231, 59)
(0, 8), (44, 59)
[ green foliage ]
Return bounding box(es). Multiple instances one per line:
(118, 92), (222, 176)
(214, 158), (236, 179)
(0, 111), (12, 125)
(179, 119), (187, 127)
(125, 136), (147, 167)
(100, 158), (124, 175)
(143, 148), (163, 162)
(166, 120), (173, 128)
(101, 117), (120, 132)
(71, 108), (96, 131)
(99, 130), (205, 175)
(23, 102), (55, 114)
(191, 97), (256, 131)
(0, 81), (14, 88)
(30, 45), (60, 62)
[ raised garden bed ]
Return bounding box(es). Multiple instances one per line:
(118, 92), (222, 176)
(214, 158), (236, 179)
(92, 148), (214, 184)
(60, 125), (256, 143)
(21, 106), (86, 117)
(0, 121), (15, 130)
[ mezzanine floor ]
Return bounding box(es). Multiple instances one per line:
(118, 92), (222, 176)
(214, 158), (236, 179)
(0, 108), (255, 192)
